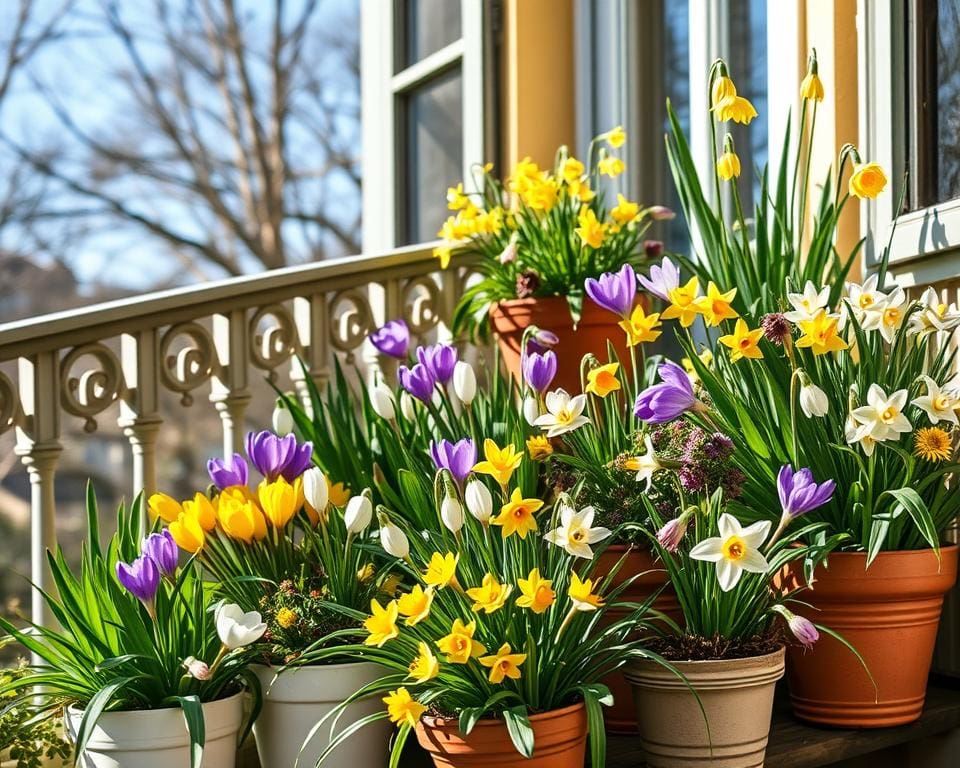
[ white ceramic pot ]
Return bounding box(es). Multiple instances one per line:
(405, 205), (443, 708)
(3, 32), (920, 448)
(252, 661), (390, 768)
(65, 692), (244, 768)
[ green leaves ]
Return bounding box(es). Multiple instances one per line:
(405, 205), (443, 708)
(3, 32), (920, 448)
(502, 706), (534, 758)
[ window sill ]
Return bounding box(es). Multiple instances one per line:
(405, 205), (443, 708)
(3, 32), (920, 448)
(879, 199), (960, 285)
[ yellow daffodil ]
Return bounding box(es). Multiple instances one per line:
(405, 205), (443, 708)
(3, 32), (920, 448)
(432, 246), (451, 269)
(422, 552), (460, 589)
(169, 512), (205, 553)
(466, 573), (512, 614)
(561, 156), (585, 183)
(715, 94), (758, 124)
(605, 125), (626, 148)
(479, 643), (527, 684)
(610, 193), (639, 226)
(800, 72), (824, 101)
(258, 476), (303, 529)
(472, 439), (523, 485)
(216, 489), (267, 543)
(848, 162), (887, 199)
(474, 207), (504, 235)
(508, 157), (541, 194)
(575, 206), (605, 249)
(182, 492), (217, 531)
(568, 571), (604, 611)
(436, 619), (486, 664)
(492, 489), (544, 539)
(717, 150), (741, 180)
(380, 573), (403, 597)
(796, 309), (849, 355)
(598, 156), (625, 177)
(148, 492), (182, 523)
(526, 435), (553, 461)
(363, 599), (399, 647)
(276, 607), (298, 629)
(719, 319), (764, 362)
(516, 568), (556, 613)
(695, 281), (739, 326)
(408, 642), (440, 683)
(446, 182), (469, 210)
(397, 584), (434, 626)
(660, 276), (702, 328)
(567, 177), (595, 202)
(522, 175), (559, 211)
(357, 563), (375, 584)
(383, 688), (426, 727)
(711, 75), (737, 108)
(619, 305), (662, 347)
(682, 349), (714, 382)
(585, 362), (621, 398)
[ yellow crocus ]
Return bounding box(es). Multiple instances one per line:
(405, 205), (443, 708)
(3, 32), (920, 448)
(148, 492), (182, 523)
(598, 156), (625, 177)
(182, 492), (217, 532)
(258, 476), (302, 529)
(408, 642), (440, 683)
(719, 319), (764, 362)
(472, 439), (523, 486)
(716, 150), (741, 181)
(526, 435), (553, 461)
(491, 489), (544, 539)
(561, 156), (585, 183)
(605, 125), (626, 148)
(479, 643), (527, 684)
(327, 479), (351, 508)
(796, 310), (849, 355)
(436, 619), (486, 664)
(575, 206), (605, 249)
(168, 512), (205, 553)
(660, 276), (702, 328)
(397, 584), (434, 626)
(466, 573), (512, 615)
(216, 489), (267, 543)
(383, 688), (426, 727)
(848, 162), (887, 199)
(363, 598), (399, 647)
(568, 571), (604, 611)
(610, 193), (639, 226)
(715, 94), (758, 125)
(585, 362), (621, 398)
(422, 552), (460, 589)
(619, 305), (662, 347)
(516, 568), (556, 614)
(695, 282), (739, 326)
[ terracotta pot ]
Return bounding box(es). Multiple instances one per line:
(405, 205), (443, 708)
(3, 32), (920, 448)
(784, 545), (958, 727)
(414, 702), (587, 768)
(489, 296), (632, 393)
(624, 648), (785, 768)
(594, 545), (682, 734)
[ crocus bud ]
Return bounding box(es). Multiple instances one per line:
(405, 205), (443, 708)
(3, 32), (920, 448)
(523, 395), (540, 426)
(272, 404), (294, 435)
(344, 491), (373, 534)
(648, 205), (676, 221)
(798, 371), (829, 418)
(302, 466), (328, 512)
(453, 361), (477, 405)
(465, 479), (493, 524)
(378, 513), (410, 558)
(400, 391), (417, 421)
(441, 497), (464, 533)
(499, 238), (517, 264)
(655, 514), (689, 553)
(182, 656), (211, 680)
(773, 604), (819, 649)
(370, 382), (397, 420)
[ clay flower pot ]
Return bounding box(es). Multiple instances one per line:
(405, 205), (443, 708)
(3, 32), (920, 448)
(594, 545), (681, 734)
(489, 297), (631, 393)
(784, 544), (958, 727)
(414, 701), (587, 768)
(625, 648), (785, 768)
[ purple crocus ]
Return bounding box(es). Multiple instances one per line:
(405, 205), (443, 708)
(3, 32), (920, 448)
(142, 530), (178, 577)
(639, 257), (681, 302)
(207, 453), (249, 489)
(430, 438), (477, 486)
(116, 554), (160, 605)
(398, 363), (437, 403)
(245, 430), (314, 482)
(525, 328), (560, 355)
(417, 344), (459, 384)
(584, 263), (637, 318)
(634, 360), (700, 423)
(369, 319), (411, 359)
(522, 350), (558, 394)
(777, 465), (835, 518)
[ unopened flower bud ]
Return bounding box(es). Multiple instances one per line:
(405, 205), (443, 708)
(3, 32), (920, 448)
(441, 497), (464, 533)
(400, 391), (417, 421)
(378, 513), (410, 558)
(465, 479), (493, 524)
(344, 491), (373, 534)
(370, 382), (396, 420)
(302, 466), (328, 513)
(272, 405), (294, 435)
(182, 656), (210, 680)
(453, 361), (477, 405)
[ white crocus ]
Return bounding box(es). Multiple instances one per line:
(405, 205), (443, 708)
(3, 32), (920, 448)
(624, 435), (661, 489)
(465, 479), (493, 524)
(271, 405), (294, 435)
(850, 383), (913, 442)
(453, 361), (477, 405)
(522, 395), (540, 426)
(399, 391), (417, 421)
(543, 504), (611, 559)
(370, 382), (397, 420)
(344, 493), (373, 534)
(798, 372), (829, 418)
(912, 376), (959, 426)
(784, 281), (830, 324)
(534, 389), (590, 437)
(380, 521), (410, 559)
(215, 601), (267, 650)
(909, 287), (960, 337)
(689, 514), (771, 592)
(302, 466), (328, 512)
(440, 497), (464, 534)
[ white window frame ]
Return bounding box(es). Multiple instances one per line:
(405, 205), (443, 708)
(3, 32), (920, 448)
(360, 0), (488, 253)
(859, 0), (960, 287)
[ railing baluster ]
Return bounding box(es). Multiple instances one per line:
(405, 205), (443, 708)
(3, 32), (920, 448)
(291, 294), (331, 413)
(211, 310), (252, 458)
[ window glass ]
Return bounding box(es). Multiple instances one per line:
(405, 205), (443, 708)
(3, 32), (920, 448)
(398, 69), (463, 245)
(397, 0), (462, 70)
(662, 0), (691, 255)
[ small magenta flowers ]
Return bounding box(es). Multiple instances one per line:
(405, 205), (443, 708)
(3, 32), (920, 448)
(369, 319), (411, 359)
(207, 453), (248, 489)
(584, 263), (637, 318)
(398, 363), (437, 403)
(116, 554), (160, 610)
(522, 350), (558, 394)
(634, 360), (704, 423)
(430, 438), (477, 487)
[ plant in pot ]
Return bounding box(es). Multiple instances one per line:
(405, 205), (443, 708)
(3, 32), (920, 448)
(151, 430), (395, 768)
(0, 491), (262, 768)
(432, 128), (672, 391)
(1, 660), (72, 768)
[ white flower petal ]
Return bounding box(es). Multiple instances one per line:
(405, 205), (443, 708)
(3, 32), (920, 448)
(689, 537), (724, 562)
(716, 559), (741, 592)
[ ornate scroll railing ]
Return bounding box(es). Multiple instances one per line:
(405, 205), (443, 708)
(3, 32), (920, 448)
(0, 244), (471, 625)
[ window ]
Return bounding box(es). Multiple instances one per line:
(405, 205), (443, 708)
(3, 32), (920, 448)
(361, 0), (489, 252)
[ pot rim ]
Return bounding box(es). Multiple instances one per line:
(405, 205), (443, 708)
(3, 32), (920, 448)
(823, 543), (958, 558)
(66, 689), (244, 718)
(420, 700), (585, 729)
(630, 645), (786, 669)
(251, 658), (381, 673)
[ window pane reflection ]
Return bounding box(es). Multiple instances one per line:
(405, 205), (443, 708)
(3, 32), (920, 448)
(397, 0), (462, 70)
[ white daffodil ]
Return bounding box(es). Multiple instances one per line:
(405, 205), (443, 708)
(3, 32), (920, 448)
(689, 514), (771, 592)
(534, 389), (590, 437)
(798, 371), (829, 418)
(909, 287), (960, 337)
(784, 281), (831, 324)
(215, 601), (267, 649)
(623, 435), (662, 489)
(543, 504), (611, 559)
(912, 376), (959, 426)
(845, 411), (878, 456)
(862, 287), (908, 343)
(842, 275), (888, 328)
(850, 383), (912, 442)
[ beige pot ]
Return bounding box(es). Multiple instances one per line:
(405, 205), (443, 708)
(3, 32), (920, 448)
(624, 647), (785, 768)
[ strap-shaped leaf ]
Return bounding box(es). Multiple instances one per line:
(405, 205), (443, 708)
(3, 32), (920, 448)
(882, 487), (940, 554)
(73, 678), (136, 759)
(502, 706), (534, 759)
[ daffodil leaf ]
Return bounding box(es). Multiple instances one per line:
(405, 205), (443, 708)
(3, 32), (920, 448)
(503, 706), (534, 758)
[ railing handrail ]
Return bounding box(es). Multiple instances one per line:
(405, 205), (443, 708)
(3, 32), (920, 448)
(0, 243), (442, 360)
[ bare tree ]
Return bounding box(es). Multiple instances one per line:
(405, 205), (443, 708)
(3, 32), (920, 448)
(2, 0), (361, 280)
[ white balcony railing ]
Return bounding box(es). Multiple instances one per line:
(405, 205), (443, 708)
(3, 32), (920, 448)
(0, 245), (469, 625)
